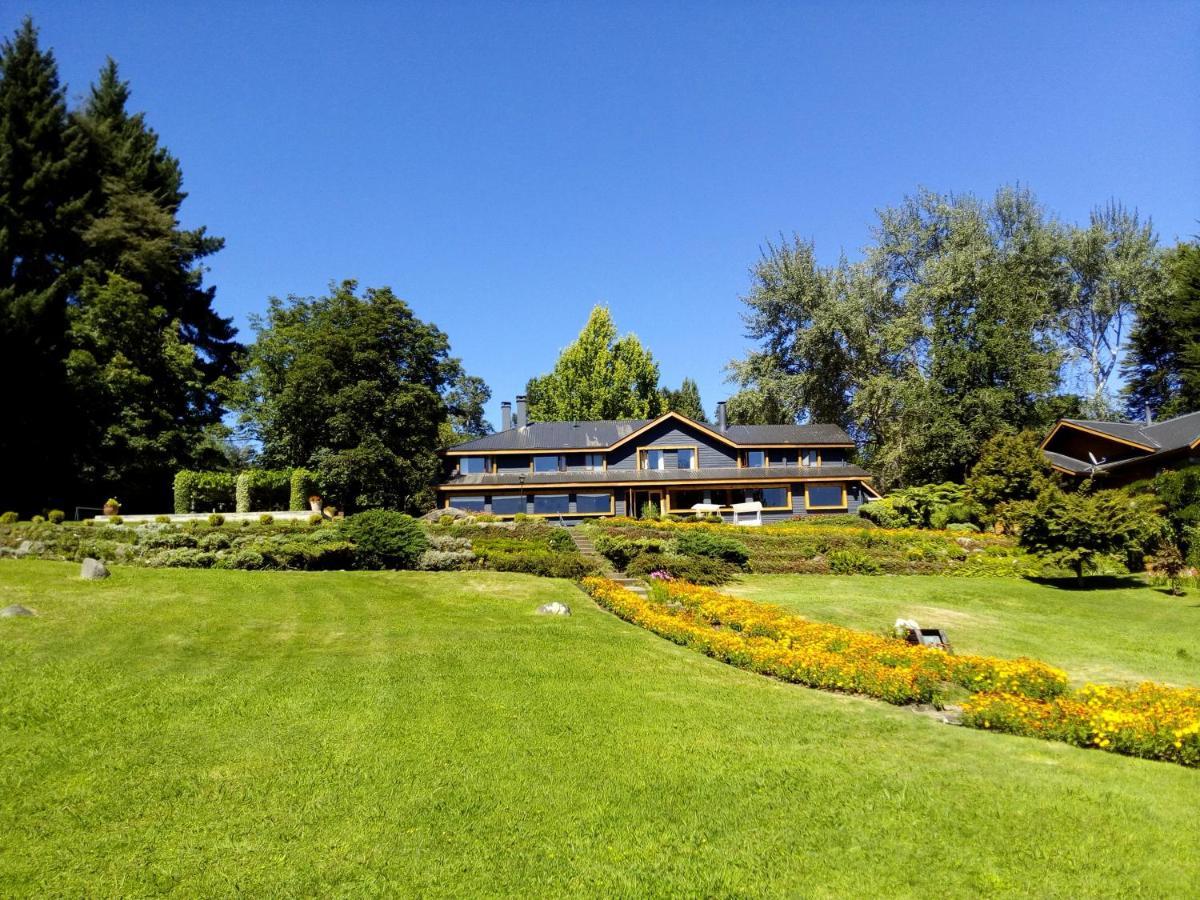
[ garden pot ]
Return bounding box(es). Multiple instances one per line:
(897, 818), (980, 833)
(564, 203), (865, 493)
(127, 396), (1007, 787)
(103, 503), (120, 516)
(309, 496), (322, 512)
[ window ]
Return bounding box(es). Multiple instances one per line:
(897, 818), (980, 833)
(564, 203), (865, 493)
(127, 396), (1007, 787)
(805, 483), (846, 509)
(823, 448), (845, 466)
(532, 455), (564, 473)
(459, 456), (489, 474)
(769, 450), (796, 466)
(452, 496), (485, 512)
(491, 495), (524, 516)
(761, 487), (790, 509)
(676, 448), (695, 469)
(533, 494), (569, 514)
(575, 493), (611, 514)
(745, 450), (766, 468)
(667, 489), (708, 511)
(802, 448), (819, 467)
(583, 454), (604, 471)
(641, 449), (665, 470)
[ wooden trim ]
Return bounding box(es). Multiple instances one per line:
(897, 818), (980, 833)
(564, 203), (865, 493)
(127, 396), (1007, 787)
(804, 481), (848, 510)
(1039, 420), (1154, 452)
(607, 411), (741, 452)
(637, 444), (699, 471)
(1049, 464), (1086, 477)
(529, 454), (567, 473)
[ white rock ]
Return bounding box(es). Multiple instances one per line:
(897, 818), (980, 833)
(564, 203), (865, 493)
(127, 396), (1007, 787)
(80, 558), (110, 580)
(536, 602), (571, 616)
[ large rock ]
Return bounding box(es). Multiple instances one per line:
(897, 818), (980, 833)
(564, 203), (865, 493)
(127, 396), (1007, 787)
(80, 558), (110, 580)
(536, 602), (571, 616)
(0, 604), (35, 617)
(420, 506), (475, 523)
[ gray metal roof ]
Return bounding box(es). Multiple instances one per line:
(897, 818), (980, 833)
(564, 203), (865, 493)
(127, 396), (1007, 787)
(1045, 411), (1200, 475)
(1060, 419), (1160, 448)
(440, 464), (872, 489)
(1043, 451), (1092, 474)
(445, 414), (854, 453)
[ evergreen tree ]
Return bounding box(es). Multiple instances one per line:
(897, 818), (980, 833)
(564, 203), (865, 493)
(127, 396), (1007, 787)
(0, 19), (90, 512)
(1123, 241), (1200, 419)
(661, 377), (707, 422)
(525, 306), (664, 421)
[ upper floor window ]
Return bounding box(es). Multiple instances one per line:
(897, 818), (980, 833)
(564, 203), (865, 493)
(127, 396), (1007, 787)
(460, 456), (490, 474)
(745, 450), (766, 468)
(676, 448), (695, 469)
(532, 455), (566, 473)
(583, 453), (604, 471)
(640, 449), (665, 470)
(802, 448), (819, 467)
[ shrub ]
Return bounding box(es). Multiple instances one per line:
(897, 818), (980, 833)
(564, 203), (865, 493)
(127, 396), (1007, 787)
(625, 552), (734, 586)
(173, 470), (236, 514)
(858, 500), (907, 529)
(639, 501), (661, 521)
(198, 531), (233, 552)
(339, 510), (428, 569)
(144, 548), (218, 568)
(208, 513), (226, 527)
(214, 549), (267, 570)
(478, 549), (599, 579)
(30, 514), (45, 524)
(154, 515), (172, 524)
(47, 509), (65, 524)
(308, 513), (324, 526)
(0, 511), (17, 524)
(289, 468), (320, 511)
(259, 513), (275, 525)
(417, 549), (476, 571)
(675, 530), (749, 566)
(475, 513), (497, 523)
(514, 513), (531, 523)
(439, 514), (456, 526)
(108, 515), (123, 525)
(427, 532), (472, 552)
(594, 533), (673, 570)
(827, 549), (881, 575)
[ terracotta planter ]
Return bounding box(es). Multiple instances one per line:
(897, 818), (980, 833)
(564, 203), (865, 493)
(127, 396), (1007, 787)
(102, 503), (120, 516)
(308, 496), (323, 513)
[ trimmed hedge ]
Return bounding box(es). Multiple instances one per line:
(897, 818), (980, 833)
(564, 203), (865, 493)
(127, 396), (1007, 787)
(173, 471), (236, 514)
(235, 469), (292, 513)
(289, 468), (320, 511)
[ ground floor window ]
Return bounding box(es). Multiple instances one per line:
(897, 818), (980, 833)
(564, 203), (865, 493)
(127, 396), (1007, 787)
(575, 493), (612, 514)
(805, 482), (847, 510)
(746, 486), (790, 509)
(451, 496), (486, 512)
(490, 495), (525, 516)
(665, 486), (792, 511)
(533, 494), (569, 515)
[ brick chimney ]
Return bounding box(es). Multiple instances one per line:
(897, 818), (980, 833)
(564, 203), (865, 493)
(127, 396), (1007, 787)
(516, 395), (528, 429)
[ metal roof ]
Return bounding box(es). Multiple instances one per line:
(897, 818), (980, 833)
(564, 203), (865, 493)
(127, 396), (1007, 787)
(440, 464), (873, 489)
(445, 413), (854, 453)
(1044, 410), (1200, 475)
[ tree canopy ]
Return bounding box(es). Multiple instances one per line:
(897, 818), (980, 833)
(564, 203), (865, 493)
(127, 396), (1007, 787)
(526, 306), (665, 421)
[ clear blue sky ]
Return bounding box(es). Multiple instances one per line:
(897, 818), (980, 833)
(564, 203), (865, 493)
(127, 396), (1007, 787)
(17, 1), (1200, 425)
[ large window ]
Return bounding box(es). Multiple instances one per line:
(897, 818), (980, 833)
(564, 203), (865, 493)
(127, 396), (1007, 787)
(676, 448), (695, 469)
(583, 454), (604, 471)
(459, 456), (489, 474)
(802, 448), (819, 467)
(667, 489), (708, 511)
(575, 493), (612, 514)
(533, 494), (570, 514)
(769, 450), (796, 466)
(640, 449), (665, 470)
(745, 450), (766, 468)
(532, 455), (565, 473)
(491, 495), (525, 516)
(805, 482), (846, 509)
(451, 496), (485, 512)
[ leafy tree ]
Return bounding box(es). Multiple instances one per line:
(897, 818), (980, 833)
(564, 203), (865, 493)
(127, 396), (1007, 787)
(1059, 204), (1161, 419)
(0, 18), (90, 512)
(1015, 486), (1165, 581)
(234, 280), (482, 513)
(525, 306), (664, 420)
(661, 377), (707, 422)
(965, 431), (1054, 515)
(725, 385), (790, 425)
(1122, 241), (1200, 419)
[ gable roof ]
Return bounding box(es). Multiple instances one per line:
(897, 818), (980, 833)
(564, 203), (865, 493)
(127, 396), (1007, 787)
(1041, 410), (1200, 474)
(444, 411), (855, 454)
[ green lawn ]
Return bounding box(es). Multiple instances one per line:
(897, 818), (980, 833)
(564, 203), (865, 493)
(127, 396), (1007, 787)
(728, 575), (1200, 688)
(1, 560), (1197, 896)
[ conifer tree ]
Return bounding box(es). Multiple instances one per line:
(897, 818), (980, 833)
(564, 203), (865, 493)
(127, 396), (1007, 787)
(661, 377), (708, 422)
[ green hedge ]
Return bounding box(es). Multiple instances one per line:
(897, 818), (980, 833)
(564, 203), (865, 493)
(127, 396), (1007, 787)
(235, 469), (293, 512)
(289, 468), (320, 511)
(173, 471), (237, 514)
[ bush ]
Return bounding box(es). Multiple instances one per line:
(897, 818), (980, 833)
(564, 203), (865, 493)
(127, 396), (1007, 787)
(625, 552), (734, 585)
(214, 549), (267, 570)
(108, 515), (123, 525)
(235, 469), (293, 513)
(208, 513), (226, 527)
(427, 532), (472, 552)
(594, 533), (673, 570)
(47, 509), (65, 524)
(827, 549), (881, 575)
(339, 510), (428, 569)
(154, 515), (172, 524)
(859, 500), (907, 529)
(289, 468), (320, 511)
(198, 531), (233, 552)
(259, 513), (275, 525)
(0, 511), (17, 524)
(478, 548), (599, 579)
(417, 549), (476, 571)
(308, 513), (324, 526)
(173, 470), (237, 514)
(438, 514), (455, 526)
(144, 548), (218, 568)
(639, 501), (661, 521)
(675, 530), (749, 566)
(30, 514), (45, 524)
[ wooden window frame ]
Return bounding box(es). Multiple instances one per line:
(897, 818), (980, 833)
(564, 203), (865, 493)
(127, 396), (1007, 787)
(742, 449), (768, 469)
(637, 445), (699, 471)
(458, 456), (494, 475)
(530, 454), (566, 473)
(573, 492), (617, 516)
(582, 453), (607, 472)
(804, 481), (848, 510)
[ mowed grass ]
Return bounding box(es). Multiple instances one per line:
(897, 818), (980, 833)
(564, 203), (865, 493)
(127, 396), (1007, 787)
(0, 561), (1197, 897)
(729, 575), (1200, 688)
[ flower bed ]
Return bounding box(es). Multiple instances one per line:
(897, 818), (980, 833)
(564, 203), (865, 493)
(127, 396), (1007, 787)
(963, 684), (1200, 767)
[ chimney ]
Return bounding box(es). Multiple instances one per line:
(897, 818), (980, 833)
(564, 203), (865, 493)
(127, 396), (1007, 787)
(500, 401), (512, 431)
(716, 400), (727, 432)
(1145, 403), (1153, 426)
(516, 395), (528, 429)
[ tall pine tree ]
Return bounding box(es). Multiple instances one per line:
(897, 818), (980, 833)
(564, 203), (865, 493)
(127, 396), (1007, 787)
(0, 18), (90, 513)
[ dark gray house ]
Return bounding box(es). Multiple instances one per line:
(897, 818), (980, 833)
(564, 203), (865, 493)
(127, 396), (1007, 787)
(1041, 410), (1200, 486)
(437, 397), (878, 524)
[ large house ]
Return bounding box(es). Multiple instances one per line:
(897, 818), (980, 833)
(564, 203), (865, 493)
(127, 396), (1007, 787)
(437, 397), (878, 524)
(1040, 410), (1200, 485)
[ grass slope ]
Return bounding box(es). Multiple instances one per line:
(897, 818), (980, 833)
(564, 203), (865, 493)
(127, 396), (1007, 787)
(0, 560), (1197, 896)
(729, 575), (1200, 687)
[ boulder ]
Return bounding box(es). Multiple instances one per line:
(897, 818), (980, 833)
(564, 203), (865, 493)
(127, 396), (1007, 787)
(0, 604), (35, 617)
(80, 558), (110, 580)
(420, 506), (475, 523)
(536, 602), (571, 616)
